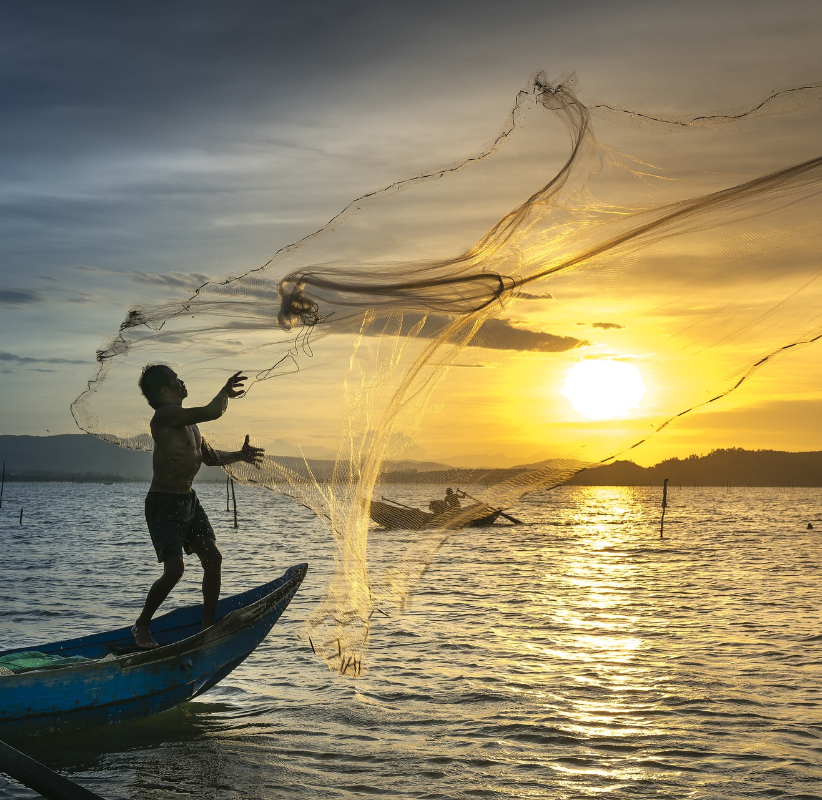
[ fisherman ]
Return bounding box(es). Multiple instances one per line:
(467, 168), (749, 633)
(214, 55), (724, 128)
(444, 487), (465, 509)
(132, 365), (264, 650)
(430, 487), (465, 514)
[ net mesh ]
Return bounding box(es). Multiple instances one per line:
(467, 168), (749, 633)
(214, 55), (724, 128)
(71, 73), (822, 674)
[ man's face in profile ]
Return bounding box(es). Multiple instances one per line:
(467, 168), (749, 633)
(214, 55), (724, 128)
(161, 368), (188, 403)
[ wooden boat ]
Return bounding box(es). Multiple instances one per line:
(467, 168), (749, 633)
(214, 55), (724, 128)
(369, 500), (501, 531)
(0, 563), (307, 739)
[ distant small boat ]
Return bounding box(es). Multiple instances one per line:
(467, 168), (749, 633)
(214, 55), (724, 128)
(0, 563), (307, 738)
(369, 499), (501, 531)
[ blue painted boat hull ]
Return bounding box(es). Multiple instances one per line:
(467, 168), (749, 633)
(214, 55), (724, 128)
(0, 563), (307, 738)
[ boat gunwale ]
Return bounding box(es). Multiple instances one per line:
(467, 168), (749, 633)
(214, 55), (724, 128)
(0, 563), (307, 680)
(369, 500), (500, 530)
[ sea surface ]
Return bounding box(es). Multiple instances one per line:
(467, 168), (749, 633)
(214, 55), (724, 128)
(0, 482), (820, 799)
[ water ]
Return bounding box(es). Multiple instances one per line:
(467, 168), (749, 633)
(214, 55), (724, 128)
(1, 482), (820, 799)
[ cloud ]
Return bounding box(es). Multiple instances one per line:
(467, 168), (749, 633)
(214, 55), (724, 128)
(382, 313), (588, 352)
(0, 288), (43, 306)
(582, 353), (638, 362)
(577, 321), (625, 330)
(517, 291), (554, 300)
(472, 318), (588, 352)
(76, 266), (214, 290)
(430, 359), (489, 367)
(68, 291), (104, 304)
(0, 350), (87, 365)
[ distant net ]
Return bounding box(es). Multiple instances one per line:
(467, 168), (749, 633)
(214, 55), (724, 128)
(72, 73), (822, 674)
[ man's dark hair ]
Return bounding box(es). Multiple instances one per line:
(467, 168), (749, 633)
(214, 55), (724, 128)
(139, 364), (173, 409)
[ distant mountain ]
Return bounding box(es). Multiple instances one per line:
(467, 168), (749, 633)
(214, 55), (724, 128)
(565, 448), (822, 487)
(1, 437), (820, 487)
(509, 457), (588, 472)
(378, 448), (822, 487)
(0, 435), (452, 483)
(383, 459), (454, 472)
(0, 434), (223, 482)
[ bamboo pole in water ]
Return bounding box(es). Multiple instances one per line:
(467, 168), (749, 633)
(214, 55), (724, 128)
(659, 478), (669, 539)
(0, 461), (5, 508)
(230, 477), (238, 529)
(0, 739), (107, 800)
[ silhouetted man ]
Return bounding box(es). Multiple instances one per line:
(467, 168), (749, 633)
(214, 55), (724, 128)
(132, 365), (264, 649)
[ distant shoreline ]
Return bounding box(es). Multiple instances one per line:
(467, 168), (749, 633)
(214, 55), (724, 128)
(0, 473), (226, 484)
(2, 475), (820, 489)
(2, 436), (822, 487)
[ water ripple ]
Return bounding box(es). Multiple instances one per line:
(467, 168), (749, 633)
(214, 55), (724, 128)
(1, 483), (821, 799)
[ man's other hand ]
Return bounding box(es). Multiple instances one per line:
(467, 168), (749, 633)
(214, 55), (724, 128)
(240, 434), (265, 468)
(223, 371), (247, 398)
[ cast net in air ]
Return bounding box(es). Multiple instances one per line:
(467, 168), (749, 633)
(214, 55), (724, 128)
(72, 73), (822, 674)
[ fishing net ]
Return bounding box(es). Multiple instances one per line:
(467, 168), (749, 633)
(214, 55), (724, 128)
(71, 73), (822, 675)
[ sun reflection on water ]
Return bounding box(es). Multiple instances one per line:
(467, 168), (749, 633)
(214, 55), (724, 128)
(513, 485), (672, 778)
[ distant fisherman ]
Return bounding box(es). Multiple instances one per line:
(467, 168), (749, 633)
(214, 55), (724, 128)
(430, 487), (465, 514)
(444, 487), (465, 510)
(132, 365), (264, 650)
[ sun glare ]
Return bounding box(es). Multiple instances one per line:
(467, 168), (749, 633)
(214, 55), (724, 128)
(561, 360), (646, 420)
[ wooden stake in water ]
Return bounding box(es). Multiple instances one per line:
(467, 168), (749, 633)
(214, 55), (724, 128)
(226, 472), (230, 512)
(659, 478), (669, 539)
(19, 507), (23, 525)
(230, 477), (238, 529)
(0, 461), (5, 508)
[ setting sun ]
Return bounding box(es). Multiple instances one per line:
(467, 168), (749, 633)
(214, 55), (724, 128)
(561, 360), (646, 420)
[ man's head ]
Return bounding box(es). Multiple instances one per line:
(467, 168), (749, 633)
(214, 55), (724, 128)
(139, 364), (187, 409)
(446, 487), (453, 496)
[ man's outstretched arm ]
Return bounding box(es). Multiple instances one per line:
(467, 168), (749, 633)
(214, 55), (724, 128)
(154, 372), (246, 428)
(202, 435), (265, 468)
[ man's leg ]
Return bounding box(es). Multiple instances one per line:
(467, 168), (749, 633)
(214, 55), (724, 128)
(192, 540), (222, 630)
(132, 557), (185, 648)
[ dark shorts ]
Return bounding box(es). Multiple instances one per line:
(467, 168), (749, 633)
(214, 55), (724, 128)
(144, 490), (216, 563)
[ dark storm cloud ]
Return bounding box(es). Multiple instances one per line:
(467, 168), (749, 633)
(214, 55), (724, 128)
(0, 288), (43, 306)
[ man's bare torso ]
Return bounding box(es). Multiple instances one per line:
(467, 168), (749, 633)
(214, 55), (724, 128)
(149, 414), (203, 493)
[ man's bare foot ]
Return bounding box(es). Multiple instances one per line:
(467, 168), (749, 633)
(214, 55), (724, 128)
(132, 623), (159, 650)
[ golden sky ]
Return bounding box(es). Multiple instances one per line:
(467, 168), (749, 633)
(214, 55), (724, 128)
(2, 1), (822, 471)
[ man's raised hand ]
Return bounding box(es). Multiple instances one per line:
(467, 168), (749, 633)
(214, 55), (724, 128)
(241, 434), (265, 468)
(223, 371), (247, 398)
